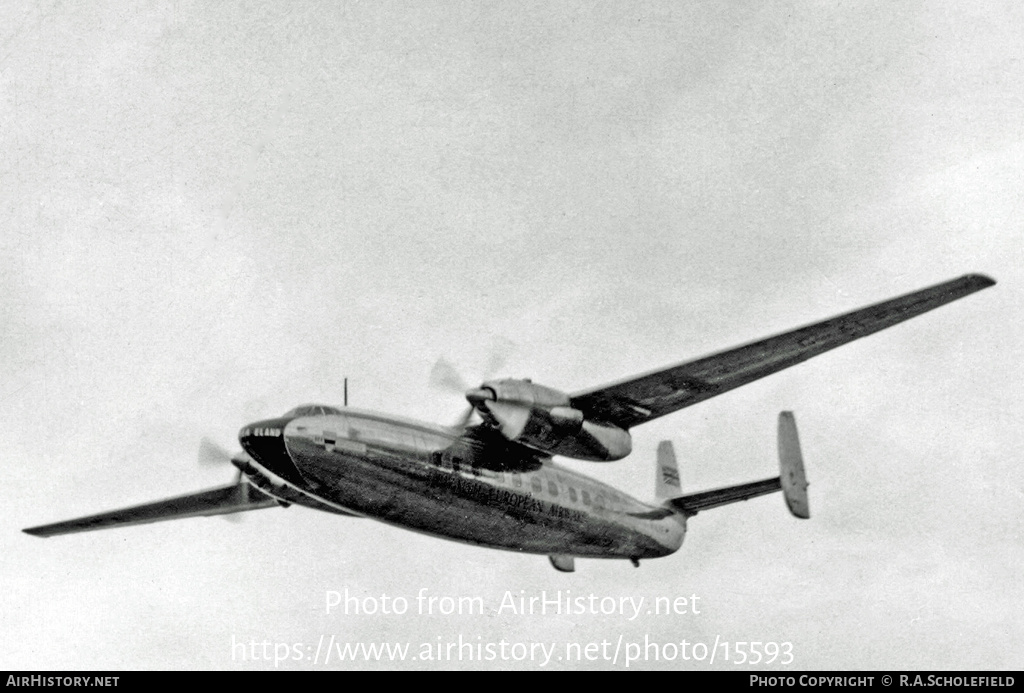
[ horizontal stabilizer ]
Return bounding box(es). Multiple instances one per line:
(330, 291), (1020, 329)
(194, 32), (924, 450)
(665, 412), (812, 519)
(667, 477), (782, 516)
(23, 483), (279, 538)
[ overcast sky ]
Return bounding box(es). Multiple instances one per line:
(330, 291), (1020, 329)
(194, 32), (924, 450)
(2, 1), (1021, 670)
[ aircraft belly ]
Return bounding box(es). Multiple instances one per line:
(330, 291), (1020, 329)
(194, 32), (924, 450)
(283, 437), (673, 559)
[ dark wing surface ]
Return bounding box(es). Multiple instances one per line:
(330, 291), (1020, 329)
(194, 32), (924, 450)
(571, 274), (995, 429)
(23, 483), (279, 538)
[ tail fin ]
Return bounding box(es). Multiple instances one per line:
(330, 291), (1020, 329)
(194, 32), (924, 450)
(655, 440), (682, 500)
(663, 412), (811, 518)
(778, 411), (810, 519)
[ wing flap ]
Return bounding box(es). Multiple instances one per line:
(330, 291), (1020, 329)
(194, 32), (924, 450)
(23, 483), (279, 538)
(572, 274), (995, 428)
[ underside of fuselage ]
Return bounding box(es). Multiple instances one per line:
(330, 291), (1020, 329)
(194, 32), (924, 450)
(238, 411), (685, 560)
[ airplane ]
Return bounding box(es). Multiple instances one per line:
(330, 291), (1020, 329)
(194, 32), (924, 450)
(23, 274), (995, 572)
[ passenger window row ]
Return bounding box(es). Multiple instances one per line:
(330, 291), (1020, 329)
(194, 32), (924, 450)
(426, 448), (621, 511)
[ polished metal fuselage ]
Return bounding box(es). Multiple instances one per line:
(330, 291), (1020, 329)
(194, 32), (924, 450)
(238, 409), (686, 560)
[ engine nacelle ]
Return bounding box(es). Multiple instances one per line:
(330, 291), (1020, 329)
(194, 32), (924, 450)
(468, 379), (632, 461)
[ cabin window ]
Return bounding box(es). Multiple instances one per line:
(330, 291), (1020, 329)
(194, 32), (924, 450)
(581, 490), (591, 506)
(531, 477), (542, 492)
(568, 487), (577, 503)
(512, 474), (522, 488)
(548, 480), (558, 496)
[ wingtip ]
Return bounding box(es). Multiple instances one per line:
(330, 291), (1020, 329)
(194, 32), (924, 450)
(22, 527), (49, 538)
(964, 273), (996, 289)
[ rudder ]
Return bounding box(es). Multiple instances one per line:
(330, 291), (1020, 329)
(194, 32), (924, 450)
(655, 440), (682, 500)
(778, 411), (810, 519)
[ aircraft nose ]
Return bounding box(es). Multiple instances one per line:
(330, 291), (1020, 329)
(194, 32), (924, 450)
(238, 417), (307, 487)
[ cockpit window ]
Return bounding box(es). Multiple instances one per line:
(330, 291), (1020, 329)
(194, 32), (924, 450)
(284, 404), (342, 417)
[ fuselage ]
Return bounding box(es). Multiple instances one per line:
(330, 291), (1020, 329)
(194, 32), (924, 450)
(237, 407), (686, 560)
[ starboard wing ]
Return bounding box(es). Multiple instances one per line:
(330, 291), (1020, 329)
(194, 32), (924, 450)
(23, 483), (279, 538)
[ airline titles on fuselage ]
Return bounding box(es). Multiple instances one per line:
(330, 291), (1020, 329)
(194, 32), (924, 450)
(429, 471), (586, 522)
(244, 427), (282, 437)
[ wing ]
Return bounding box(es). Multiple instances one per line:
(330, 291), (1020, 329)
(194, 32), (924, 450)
(570, 274), (995, 429)
(22, 482), (280, 538)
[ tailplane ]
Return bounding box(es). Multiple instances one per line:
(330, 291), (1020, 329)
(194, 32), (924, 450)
(662, 412), (810, 519)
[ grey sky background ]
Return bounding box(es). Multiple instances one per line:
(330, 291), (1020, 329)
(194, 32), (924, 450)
(2, 1), (1021, 670)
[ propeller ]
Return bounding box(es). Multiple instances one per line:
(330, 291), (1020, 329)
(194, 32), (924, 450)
(429, 338), (515, 430)
(428, 358), (470, 395)
(198, 437), (234, 467)
(198, 436), (247, 491)
(197, 437), (256, 521)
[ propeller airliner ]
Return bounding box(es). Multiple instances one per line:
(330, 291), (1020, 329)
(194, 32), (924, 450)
(24, 274), (995, 572)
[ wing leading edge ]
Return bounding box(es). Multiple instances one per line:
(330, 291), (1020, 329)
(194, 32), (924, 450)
(23, 483), (280, 538)
(571, 274), (995, 429)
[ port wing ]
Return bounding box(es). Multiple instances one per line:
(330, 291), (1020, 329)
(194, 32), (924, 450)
(571, 274), (994, 429)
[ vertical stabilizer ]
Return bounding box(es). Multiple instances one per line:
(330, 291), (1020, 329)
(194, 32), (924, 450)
(655, 440), (682, 500)
(778, 411), (810, 519)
